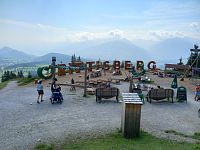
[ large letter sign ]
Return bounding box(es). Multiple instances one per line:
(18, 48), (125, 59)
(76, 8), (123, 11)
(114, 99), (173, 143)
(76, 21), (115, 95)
(86, 61), (95, 72)
(103, 61), (110, 70)
(113, 61), (120, 70)
(125, 61), (132, 70)
(147, 61), (156, 70)
(136, 61), (144, 71)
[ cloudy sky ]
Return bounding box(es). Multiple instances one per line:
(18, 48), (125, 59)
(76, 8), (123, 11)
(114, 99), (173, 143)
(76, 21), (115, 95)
(0, 0), (200, 54)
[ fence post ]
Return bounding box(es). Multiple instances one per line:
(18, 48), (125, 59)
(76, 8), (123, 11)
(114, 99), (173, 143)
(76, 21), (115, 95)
(83, 63), (87, 97)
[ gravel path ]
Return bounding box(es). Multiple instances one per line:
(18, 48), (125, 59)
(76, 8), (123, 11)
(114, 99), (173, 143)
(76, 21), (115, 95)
(0, 77), (200, 150)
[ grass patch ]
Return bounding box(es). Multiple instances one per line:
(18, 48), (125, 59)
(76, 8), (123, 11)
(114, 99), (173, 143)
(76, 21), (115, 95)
(194, 133), (200, 140)
(35, 131), (200, 150)
(17, 77), (37, 86)
(165, 130), (200, 141)
(0, 81), (9, 90)
(35, 143), (54, 150)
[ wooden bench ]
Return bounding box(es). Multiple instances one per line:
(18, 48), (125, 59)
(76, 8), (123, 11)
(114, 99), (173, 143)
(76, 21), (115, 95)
(147, 88), (174, 103)
(96, 87), (119, 103)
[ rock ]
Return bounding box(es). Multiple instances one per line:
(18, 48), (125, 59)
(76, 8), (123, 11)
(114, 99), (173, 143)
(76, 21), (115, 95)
(37, 139), (41, 142)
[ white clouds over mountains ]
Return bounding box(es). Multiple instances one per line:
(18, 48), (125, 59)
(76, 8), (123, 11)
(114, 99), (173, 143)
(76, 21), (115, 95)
(0, 19), (199, 43)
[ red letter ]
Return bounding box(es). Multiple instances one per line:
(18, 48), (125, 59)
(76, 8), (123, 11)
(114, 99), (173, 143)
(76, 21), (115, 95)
(147, 61), (156, 70)
(86, 61), (95, 72)
(58, 64), (66, 76)
(74, 62), (83, 73)
(125, 61), (132, 70)
(113, 61), (120, 70)
(136, 61), (144, 71)
(103, 61), (110, 70)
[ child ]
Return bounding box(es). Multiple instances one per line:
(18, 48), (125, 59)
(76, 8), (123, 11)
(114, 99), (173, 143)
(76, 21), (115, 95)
(37, 80), (44, 104)
(195, 84), (200, 101)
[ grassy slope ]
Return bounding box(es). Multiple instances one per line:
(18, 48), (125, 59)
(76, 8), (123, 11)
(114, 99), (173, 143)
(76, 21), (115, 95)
(0, 81), (9, 90)
(35, 131), (200, 150)
(0, 77), (36, 90)
(17, 77), (36, 86)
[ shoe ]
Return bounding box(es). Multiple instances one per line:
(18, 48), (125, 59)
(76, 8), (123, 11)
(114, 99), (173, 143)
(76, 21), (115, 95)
(41, 100), (44, 102)
(37, 101), (40, 104)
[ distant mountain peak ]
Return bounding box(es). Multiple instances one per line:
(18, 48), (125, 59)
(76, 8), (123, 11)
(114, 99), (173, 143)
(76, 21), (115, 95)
(1, 46), (21, 52)
(0, 46), (35, 62)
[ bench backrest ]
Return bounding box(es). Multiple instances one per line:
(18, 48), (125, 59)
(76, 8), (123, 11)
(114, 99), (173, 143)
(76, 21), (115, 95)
(148, 88), (174, 100)
(149, 88), (166, 100)
(96, 87), (119, 97)
(165, 89), (174, 98)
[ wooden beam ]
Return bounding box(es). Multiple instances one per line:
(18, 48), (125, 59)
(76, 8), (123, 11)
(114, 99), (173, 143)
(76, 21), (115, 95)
(49, 83), (91, 88)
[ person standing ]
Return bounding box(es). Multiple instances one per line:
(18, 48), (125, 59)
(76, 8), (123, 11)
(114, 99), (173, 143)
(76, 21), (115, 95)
(86, 75), (89, 81)
(70, 78), (76, 91)
(51, 78), (58, 92)
(37, 80), (44, 104)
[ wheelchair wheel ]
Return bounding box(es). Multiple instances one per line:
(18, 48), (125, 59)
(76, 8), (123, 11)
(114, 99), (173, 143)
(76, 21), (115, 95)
(50, 98), (54, 104)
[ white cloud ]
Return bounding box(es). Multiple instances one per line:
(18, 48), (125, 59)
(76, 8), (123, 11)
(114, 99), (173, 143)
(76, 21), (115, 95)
(0, 19), (199, 52)
(71, 29), (124, 42)
(0, 19), (70, 44)
(190, 22), (200, 32)
(108, 29), (124, 39)
(0, 19), (124, 44)
(148, 30), (185, 40)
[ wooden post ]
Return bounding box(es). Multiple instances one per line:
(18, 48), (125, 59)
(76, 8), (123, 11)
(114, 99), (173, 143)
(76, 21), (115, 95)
(122, 93), (143, 138)
(83, 63), (87, 97)
(129, 77), (133, 92)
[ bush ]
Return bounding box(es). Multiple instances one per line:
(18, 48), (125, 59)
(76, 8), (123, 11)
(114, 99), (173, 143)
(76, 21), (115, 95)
(28, 72), (32, 78)
(1, 70), (17, 82)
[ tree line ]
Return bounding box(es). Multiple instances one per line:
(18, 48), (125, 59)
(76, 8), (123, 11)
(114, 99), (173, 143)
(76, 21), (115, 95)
(1, 71), (32, 82)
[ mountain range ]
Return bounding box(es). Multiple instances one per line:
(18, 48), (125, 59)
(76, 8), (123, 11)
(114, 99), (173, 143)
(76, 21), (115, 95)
(75, 38), (149, 61)
(0, 48), (72, 68)
(0, 47), (35, 62)
(0, 37), (197, 68)
(149, 38), (193, 61)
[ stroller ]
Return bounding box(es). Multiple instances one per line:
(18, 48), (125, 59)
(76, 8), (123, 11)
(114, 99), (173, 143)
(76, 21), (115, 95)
(50, 86), (63, 104)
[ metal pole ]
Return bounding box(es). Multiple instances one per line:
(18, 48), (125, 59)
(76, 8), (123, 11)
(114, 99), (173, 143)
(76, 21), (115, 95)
(83, 63), (87, 97)
(51, 57), (56, 80)
(196, 53), (199, 82)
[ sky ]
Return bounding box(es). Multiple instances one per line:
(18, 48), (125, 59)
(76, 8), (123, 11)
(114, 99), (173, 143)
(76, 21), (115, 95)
(0, 0), (200, 55)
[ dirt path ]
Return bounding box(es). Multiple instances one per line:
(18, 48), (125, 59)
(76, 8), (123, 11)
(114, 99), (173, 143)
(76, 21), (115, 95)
(0, 81), (121, 150)
(0, 77), (200, 150)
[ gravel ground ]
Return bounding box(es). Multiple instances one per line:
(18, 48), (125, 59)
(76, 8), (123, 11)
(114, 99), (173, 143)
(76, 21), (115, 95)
(0, 75), (200, 150)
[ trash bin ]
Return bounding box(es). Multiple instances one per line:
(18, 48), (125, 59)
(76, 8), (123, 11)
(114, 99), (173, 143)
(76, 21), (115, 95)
(122, 93), (143, 138)
(176, 86), (187, 103)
